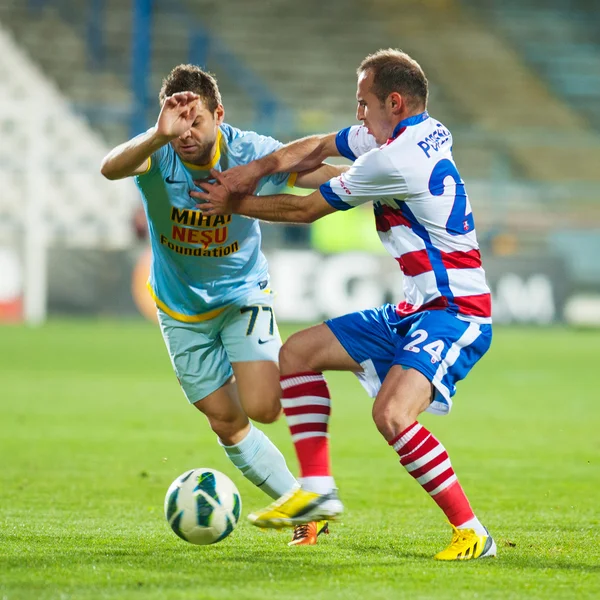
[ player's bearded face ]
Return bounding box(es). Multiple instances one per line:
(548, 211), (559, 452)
(356, 71), (395, 145)
(172, 104), (223, 165)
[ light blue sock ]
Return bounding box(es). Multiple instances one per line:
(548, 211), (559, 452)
(221, 424), (297, 499)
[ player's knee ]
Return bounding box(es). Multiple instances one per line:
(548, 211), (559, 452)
(372, 400), (415, 441)
(246, 402), (282, 424)
(207, 415), (247, 445)
(279, 333), (313, 374)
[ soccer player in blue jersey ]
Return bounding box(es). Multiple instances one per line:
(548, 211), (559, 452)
(100, 64), (342, 546)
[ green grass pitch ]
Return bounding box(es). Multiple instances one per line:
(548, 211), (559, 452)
(1, 321), (599, 599)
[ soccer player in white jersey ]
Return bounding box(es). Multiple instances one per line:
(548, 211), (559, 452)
(101, 64), (343, 546)
(193, 50), (496, 560)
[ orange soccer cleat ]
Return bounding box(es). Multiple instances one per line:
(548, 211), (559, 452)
(288, 520), (329, 546)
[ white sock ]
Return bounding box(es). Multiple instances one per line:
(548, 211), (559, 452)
(299, 476), (336, 495)
(457, 516), (487, 536)
(221, 424), (297, 499)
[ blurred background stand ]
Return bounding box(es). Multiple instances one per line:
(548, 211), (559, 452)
(0, 0), (599, 326)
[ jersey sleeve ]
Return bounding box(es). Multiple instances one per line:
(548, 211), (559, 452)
(135, 131), (175, 177)
(335, 125), (379, 160)
(238, 131), (294, 193)
(319, 149), (407, 211)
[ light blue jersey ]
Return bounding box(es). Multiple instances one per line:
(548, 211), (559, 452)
(135, 123), (293, 322)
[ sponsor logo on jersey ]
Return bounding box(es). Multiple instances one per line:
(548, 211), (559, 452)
(171, 225), (229, 249)
(170, 207), (232, 228)
(159, 234), (239, 258)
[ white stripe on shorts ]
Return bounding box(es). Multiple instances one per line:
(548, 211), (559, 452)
(432, 322), (481, 401)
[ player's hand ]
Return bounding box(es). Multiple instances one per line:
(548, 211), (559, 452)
(217, 163), (263, 196)
(155, 92), (200, 140)
(191, 169), (241, 215)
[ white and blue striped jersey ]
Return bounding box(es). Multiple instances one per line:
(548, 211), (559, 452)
(320, 113), (491, 323)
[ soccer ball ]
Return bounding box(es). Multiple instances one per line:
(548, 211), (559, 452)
(164, 468), (242, 545)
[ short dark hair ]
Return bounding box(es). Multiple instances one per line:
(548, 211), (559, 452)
(159, 64), (222, 112)
(358, 49), (428, 109)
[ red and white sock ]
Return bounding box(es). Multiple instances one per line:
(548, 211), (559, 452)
(390, 422), (485, 534)
(281, 371), (335, 495)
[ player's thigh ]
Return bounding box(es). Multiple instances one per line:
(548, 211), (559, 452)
(192, 379), (250, 445)
(393, 310), (493, 415)
(323, 304), (401, 394)
(231, 360), (282, 424)
(157, 309), (234, 404)
(220, 290), (282, 365)
(372, 365), (433, 439)
(279, 323), (361, 374)
(219, 293), (282, 422)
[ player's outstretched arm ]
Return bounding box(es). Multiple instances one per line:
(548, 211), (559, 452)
(191, 170), (336, 224)
(100, 127), (171, 180)
(294, 163), (348, 189)
(100, 91), (200, 180)
(218, 133), (341, 194)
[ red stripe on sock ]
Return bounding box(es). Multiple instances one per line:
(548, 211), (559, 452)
(400, 434), (436, 466)
(392, 422), (476, 527)
(433, 481), (475, 526)
(281, 372), (331, 478)
(422, 467), (455, 494)
(388, 422), (420, 448)
(408, 450), (449, 480)
(289, 422), (329, 436)
(396, 427), (430, 457)
(283, 404), (331, 417)
(282, 381), (330, 399)
(294, 438), (330, 479)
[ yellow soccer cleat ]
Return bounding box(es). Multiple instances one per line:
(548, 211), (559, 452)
(434, 524), (497, 561)
(248, 486), (343, 529)
(288, 520), (329, 546)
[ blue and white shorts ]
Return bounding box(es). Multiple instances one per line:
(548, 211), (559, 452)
(326, 305), (492, 415)
(158, 286), (281, 403)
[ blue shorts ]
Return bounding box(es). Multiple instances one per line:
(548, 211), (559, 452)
(326, 305), (492, 415)
(158, 286), (281, 403)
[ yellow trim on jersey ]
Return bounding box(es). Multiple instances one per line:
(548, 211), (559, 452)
(182, 130), (223, 170)
(147, 283), (227, 322)
(286, 172), (298, 188)
(138, 157), (152, 176)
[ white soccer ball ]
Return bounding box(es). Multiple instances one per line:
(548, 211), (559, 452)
(164, 468), (242, 545)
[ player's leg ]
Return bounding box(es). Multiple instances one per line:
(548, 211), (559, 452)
(231, 360), (282, 424)
(373, 311), (495, 560)
(231, 360), (330, 545)
(223, 292), (338, 543)
(218, 297), (298, 501)
(248, 309), (394, 528)
(192, 378), (249, 445)
(278, 323), (359, 494)
(158, 309), (293, 499)
(191, 380), (296, 499)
